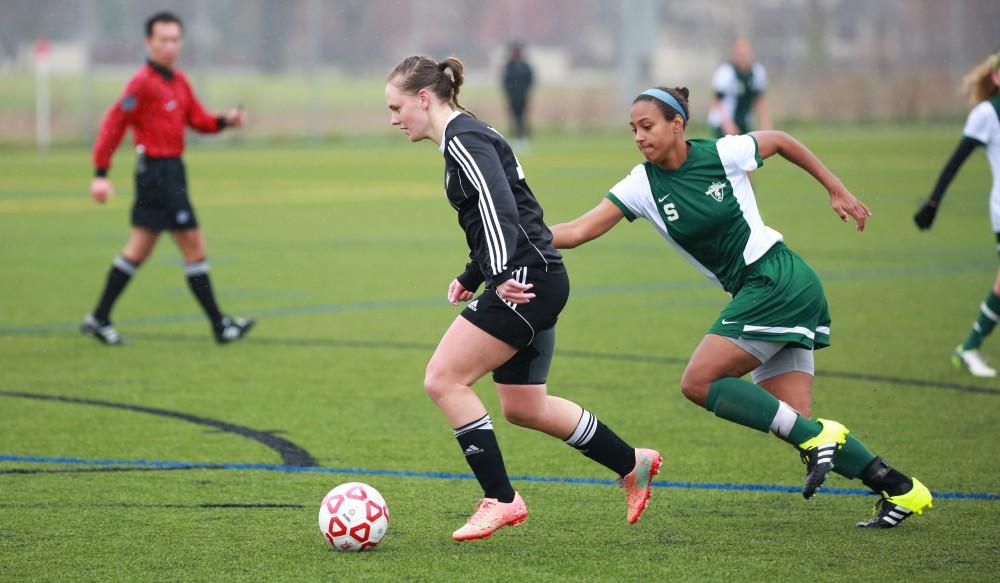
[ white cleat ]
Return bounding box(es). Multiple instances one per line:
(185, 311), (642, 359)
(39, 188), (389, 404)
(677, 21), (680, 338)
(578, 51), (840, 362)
(80, 314), (127, 345)
(952, 345), (997, 378)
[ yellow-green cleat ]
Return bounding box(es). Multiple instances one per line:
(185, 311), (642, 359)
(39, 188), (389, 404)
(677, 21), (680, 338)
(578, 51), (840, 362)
(856, 478), (933, 528)
(797, 418), (849, 500)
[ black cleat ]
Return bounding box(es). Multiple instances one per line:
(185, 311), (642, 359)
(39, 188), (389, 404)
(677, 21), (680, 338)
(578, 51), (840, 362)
(213, 316), (255, 344)
(797, 418), (849, 500)
(856, 478), (933, 528)
(80, 314), (127, 345)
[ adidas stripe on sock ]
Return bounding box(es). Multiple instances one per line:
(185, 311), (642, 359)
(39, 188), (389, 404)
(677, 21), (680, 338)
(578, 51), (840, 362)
(453, 414), (515, 503)
(564, 409), (636, 477)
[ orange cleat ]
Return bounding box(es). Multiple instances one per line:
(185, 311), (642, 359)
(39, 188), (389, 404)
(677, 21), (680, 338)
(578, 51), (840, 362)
(621, 448), (663, 524)
(452, 492), (528, 541)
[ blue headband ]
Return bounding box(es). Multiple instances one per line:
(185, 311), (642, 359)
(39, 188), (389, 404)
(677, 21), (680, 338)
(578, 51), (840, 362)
(640, 88), (687, 122)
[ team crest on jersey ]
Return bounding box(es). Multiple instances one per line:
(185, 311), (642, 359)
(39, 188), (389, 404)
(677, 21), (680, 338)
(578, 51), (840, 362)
(705, 181), (726, 202)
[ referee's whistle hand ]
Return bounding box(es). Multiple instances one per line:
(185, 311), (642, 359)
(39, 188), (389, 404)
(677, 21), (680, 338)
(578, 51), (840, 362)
(225, 107), (247, 128)
(90, 177), (113, 204)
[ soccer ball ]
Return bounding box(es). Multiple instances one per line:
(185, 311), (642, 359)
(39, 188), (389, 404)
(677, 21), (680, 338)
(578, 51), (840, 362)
(318, 482), (389, 552)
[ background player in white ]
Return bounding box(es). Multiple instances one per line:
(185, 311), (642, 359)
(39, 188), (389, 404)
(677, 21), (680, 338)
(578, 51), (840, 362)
(384, 55), (660, 542)
(550, 85), (932, 529)
(914, 52), (1000, 378)
(708, 38), (771, 137)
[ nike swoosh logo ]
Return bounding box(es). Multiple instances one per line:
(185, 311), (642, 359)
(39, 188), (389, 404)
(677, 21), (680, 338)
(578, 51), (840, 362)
(721, 319), (738, 325)
(657, 194), (671, 203)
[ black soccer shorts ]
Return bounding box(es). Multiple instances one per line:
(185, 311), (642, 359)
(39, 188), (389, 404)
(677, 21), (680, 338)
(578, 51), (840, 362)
(131, 157), (199, 231)
(461, 266), (569, 385)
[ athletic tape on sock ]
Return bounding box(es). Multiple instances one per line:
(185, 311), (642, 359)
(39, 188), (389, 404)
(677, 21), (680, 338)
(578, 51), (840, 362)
(769, 401), (798, 438)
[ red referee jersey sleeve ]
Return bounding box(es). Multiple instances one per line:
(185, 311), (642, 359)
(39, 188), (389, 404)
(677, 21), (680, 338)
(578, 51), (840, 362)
(181, 75), (223, 134)
(93, 76), (144, 173)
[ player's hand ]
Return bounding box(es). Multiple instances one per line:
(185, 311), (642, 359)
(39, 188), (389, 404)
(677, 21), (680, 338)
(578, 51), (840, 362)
(495, 278), (535, 305)
(828, 185), (871, 232)
(90, 177), (114, 204)
(225, 106), (247, 128)
(447, 279), (474, 306)
(913, 201), (938, 230)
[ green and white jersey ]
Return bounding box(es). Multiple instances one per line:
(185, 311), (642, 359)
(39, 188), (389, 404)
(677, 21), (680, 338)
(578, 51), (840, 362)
(708, 62), (766, 133)
(606, 135), (782, 294)
(963, 94), (1000, 231)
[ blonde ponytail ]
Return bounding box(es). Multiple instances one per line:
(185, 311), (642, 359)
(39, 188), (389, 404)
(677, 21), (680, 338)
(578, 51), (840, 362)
(960, 53), (1000, 106)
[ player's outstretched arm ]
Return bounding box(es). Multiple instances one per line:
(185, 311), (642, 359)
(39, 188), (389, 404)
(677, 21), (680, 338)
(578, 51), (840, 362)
(914, 137), (980, 230)
(751, 130), (871, 231)
(549, 198), (625, 249)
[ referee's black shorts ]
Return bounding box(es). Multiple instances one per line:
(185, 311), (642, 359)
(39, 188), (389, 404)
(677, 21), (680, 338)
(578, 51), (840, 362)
(461, 265), (569, 385)
(132, 157), (198, 231)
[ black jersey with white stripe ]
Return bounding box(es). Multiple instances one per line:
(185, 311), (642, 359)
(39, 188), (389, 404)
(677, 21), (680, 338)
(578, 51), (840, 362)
(440, 112), (563, 290)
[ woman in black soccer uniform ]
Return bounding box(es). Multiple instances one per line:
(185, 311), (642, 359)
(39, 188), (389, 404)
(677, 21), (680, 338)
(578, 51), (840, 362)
(385, 56), (660, 541)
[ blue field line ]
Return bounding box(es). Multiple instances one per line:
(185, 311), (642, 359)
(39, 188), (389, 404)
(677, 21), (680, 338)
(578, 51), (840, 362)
(2, 454), (995, 501)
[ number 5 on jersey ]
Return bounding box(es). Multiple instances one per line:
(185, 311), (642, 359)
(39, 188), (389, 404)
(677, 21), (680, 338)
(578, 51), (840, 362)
(662, 202), (679, 222)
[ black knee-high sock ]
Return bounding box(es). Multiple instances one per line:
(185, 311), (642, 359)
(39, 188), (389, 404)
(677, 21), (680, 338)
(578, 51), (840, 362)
(93, 256), (138, 323)
(454, 414), (515, 503)
(860, 457), (913, 497)
(184, 261), (224, 325)
(564, 409), (636, 477)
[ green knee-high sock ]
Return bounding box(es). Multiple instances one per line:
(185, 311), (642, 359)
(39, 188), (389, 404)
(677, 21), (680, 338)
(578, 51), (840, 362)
(705, 379), (879, 483)
(962, 290), (1000, 350)
(831, 435), (877, 479)
(705, 377), (779, 432)
(704, 377), (822, 437)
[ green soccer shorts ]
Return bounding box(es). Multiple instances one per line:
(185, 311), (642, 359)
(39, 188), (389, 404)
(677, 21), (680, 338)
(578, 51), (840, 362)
(708, 242), (831, 350)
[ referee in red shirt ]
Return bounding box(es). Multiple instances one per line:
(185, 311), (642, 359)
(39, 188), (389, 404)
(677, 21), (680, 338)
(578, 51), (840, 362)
(82, 11), (254, 345)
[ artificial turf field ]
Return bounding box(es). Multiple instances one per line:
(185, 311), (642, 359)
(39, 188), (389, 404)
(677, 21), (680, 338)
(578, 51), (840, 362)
(1, 127), (998, 581)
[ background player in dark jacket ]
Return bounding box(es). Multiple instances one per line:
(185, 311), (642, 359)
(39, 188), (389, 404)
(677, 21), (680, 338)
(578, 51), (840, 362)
(81, 11), (254, 345)
(501, 42), (534, 145)
(385, 55), (660, 542)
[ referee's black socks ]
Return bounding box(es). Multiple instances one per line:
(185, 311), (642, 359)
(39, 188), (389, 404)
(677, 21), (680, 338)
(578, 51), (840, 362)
(184, 260), (224, 325)
(93, 255), (138, 324)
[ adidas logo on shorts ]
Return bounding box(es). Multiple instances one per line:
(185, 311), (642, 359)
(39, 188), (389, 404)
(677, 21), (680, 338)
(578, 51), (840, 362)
(468, 299), (479, 312)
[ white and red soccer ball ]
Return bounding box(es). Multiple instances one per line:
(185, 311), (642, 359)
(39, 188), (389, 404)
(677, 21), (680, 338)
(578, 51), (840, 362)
(318, 482), (389, 552)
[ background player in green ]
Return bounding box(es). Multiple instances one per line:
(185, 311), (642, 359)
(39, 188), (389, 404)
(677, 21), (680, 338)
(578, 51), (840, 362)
(550, 85), (933, 528)
(708, 38), (771, 137)
(914, 52), (1000, 378)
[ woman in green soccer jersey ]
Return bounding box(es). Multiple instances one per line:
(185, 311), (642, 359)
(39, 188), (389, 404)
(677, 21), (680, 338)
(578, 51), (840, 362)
(549, 86), (932, 528)
(914, 53), (1000, 378)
